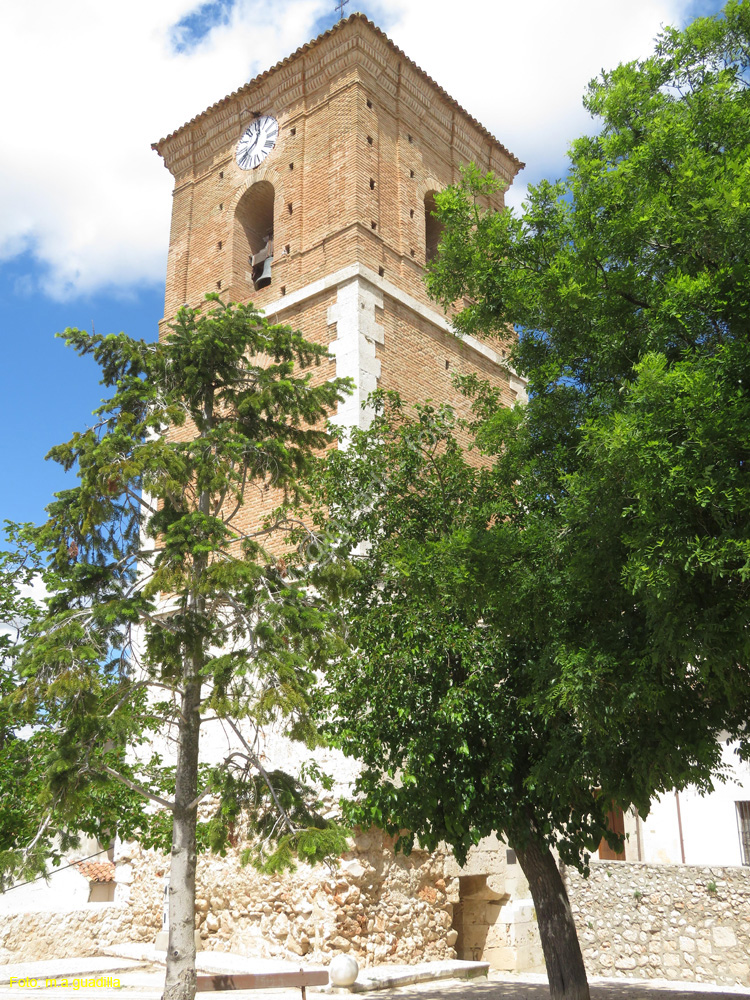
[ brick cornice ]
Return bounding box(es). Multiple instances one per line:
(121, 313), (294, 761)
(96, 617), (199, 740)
(152, 15), (523, 177)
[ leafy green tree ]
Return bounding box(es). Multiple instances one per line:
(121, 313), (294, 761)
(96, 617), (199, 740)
(0, 560), (61, 884)
(301, 5), (750, 999)
(1, 296), (351, 1000)
(427, 0), (750, 761)
(304, 395), (641, 1000)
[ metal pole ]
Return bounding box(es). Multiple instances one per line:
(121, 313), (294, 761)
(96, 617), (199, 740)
(675, 792), (686, 864)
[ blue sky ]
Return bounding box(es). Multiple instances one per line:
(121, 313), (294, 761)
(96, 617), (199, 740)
(0, 0), (725, 531)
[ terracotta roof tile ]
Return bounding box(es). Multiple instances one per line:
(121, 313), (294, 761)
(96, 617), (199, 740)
(76, 860), (116, 883)
(152, 13), (523, 169)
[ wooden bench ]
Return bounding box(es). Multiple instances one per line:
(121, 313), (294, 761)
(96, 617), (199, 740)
(196, 968), (330, 997)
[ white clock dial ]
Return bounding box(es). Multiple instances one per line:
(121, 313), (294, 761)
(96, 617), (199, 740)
(236, 115), (279, 170)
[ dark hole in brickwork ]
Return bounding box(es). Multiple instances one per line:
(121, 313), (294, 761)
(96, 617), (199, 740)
(281, 286), (286, 295)
(217, 241), (222, 250)
(288, 203), (293, 214)
(367, 136), (373, 145)
(445, 359), (450, 370)
(217, 280), (222, 289)
(371, 221), (377, 229)
(219, 171), (224, 179)
(408, 135), (413, 143)
(370, 178), (375, 190)
(219, 203), (224, 210)
(410, 249), (415, 256)
(290, 127), (296, 136)
(410, 209), (414, 218)
(367, 99), (373, 109)
(289, 162), (294, 170)
(285, 245), (290, 254)
(378, 266), (384, 277)
(409, 170), (414, 178)
(425, 190), (444, 263)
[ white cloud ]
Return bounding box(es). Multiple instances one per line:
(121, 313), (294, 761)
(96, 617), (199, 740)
(0, 0), (713, 299)
(378, 0), (703, 190)
(0, 575), (47, 644)
(0, 0), (330, 299)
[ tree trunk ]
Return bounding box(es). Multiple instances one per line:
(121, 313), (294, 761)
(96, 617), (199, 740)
(162, 672), (201, 1000)
(515, 836), (590, 1000)
(163, 390), (212, 1000)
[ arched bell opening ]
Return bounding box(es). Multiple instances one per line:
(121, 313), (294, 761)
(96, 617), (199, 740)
(233, 180), (275, 296)
(424, 190), (444, 265)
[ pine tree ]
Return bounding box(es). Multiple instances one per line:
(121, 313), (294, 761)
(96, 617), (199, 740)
(2, 296), (351, 1000)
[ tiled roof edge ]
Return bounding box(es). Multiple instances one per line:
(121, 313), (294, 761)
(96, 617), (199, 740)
(76, 860), (116, 883)
(151, 13), (523, 170)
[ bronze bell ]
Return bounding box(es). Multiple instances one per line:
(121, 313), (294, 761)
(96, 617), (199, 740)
(251, 237), (273, 291)
(253, 257), (272, 290)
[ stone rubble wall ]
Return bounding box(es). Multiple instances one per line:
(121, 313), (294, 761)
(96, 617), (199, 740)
(191, 827), (457, 965)
(0, 847), (160, 964)
(0, 830), (459, 968)
(565, 861), (750, 987)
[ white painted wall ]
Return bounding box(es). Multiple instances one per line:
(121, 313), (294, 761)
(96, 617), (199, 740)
(0, 837), (102, 914)
(638, 739), (750, 867)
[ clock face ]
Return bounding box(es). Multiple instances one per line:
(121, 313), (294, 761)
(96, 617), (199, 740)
(236, 115), (279, 170)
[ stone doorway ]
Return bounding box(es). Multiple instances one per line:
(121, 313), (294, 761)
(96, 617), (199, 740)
(451, 874), (510, 966)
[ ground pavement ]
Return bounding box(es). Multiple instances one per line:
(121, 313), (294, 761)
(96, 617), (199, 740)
(1, 957), (749, 1000)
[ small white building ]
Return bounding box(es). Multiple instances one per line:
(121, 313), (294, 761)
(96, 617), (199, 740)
(0, 837), (115, 915)
(634, 738), (750, 867)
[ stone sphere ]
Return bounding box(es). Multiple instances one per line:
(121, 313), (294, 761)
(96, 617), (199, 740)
(329, 954), (359, 987)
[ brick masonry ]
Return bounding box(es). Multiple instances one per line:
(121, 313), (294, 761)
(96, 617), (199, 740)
(152, 14), (523, 426)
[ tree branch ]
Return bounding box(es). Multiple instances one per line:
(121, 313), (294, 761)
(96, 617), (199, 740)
(224, 718), (297, 836)
(101, 765), (174, 810)
(186, 752), (248, 811)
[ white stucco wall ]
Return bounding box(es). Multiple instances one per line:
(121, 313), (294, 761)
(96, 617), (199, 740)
(639, 739), (750, 866)
(0, 837), (103, 914)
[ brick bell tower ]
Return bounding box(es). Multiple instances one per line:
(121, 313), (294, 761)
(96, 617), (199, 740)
(149, 19), (542, 971)
(152, 14), (526, 430)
